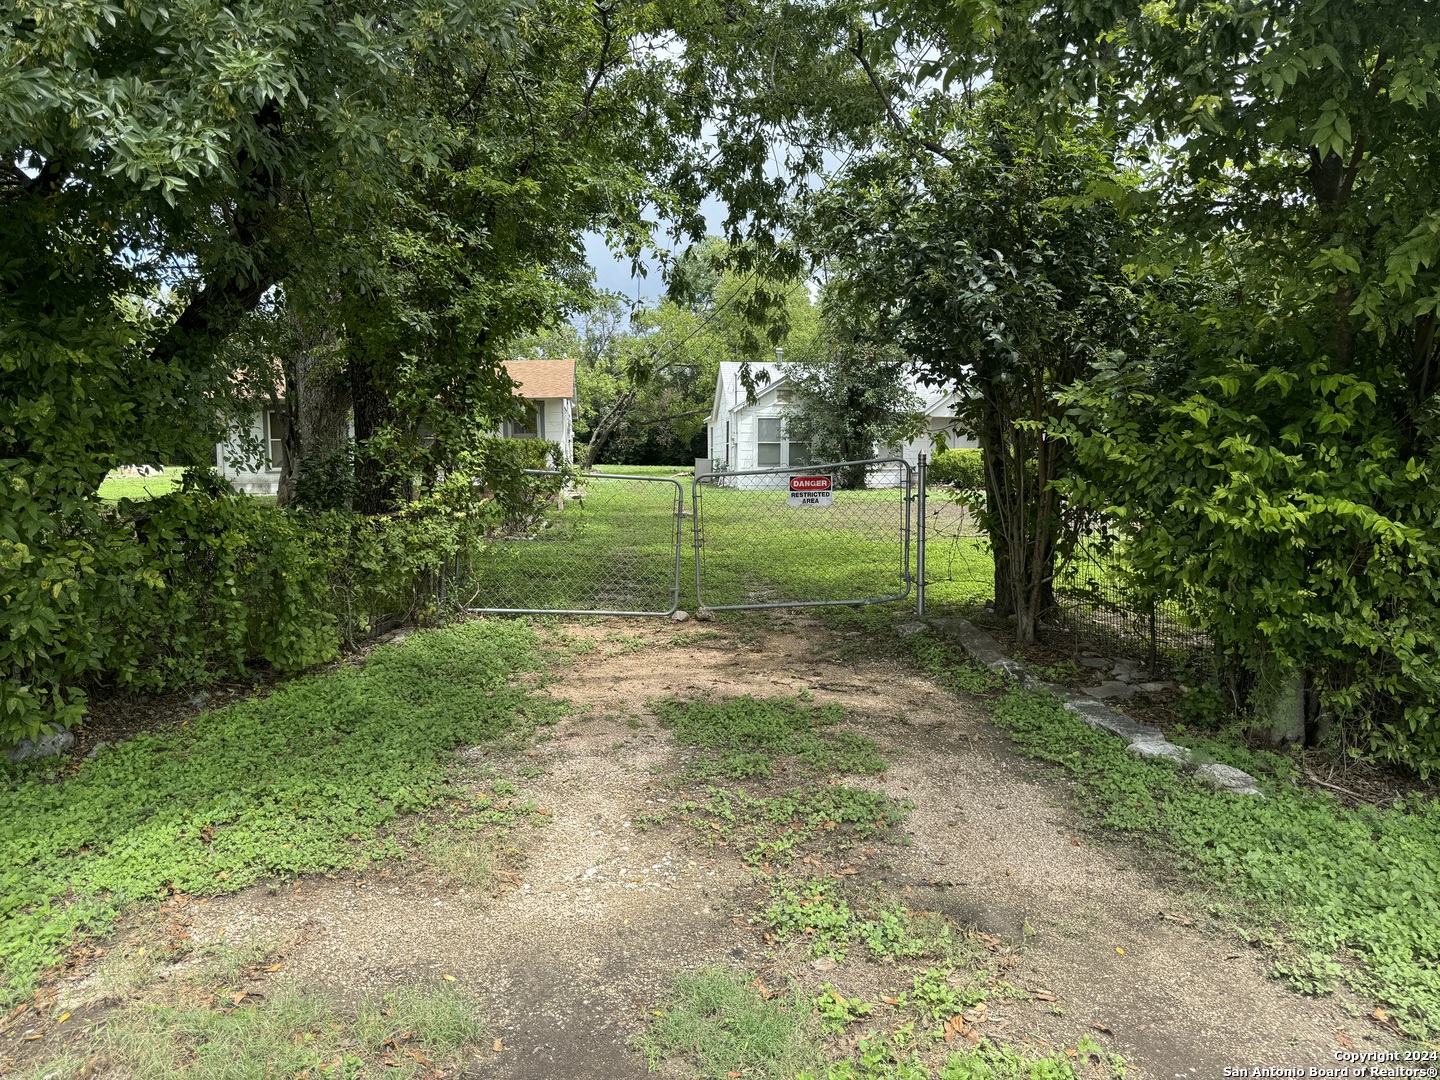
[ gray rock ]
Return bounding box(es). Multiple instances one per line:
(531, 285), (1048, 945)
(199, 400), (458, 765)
(186, 691), (210, 707)
(1138, 681), (1177, 694)
(5, 728), (76, 764)
(695, 607), (715, 622)
(1194, 762), (1264, 797)
(927, 616), (1267, 797)
(811, 957), (838, 972)
(84, 742), (110, 760)
(670, 609), (690, 623)
(894, 621), (928, 637)
(1083, 680), (1137, 701)
(1126, 736), (1193, 765)
(1078, 656), (1112, 669)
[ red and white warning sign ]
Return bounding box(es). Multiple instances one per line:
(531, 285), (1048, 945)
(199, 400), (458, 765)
(788, 475), (833, 507)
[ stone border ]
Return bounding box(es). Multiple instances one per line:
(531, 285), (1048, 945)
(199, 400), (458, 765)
(920, 617), (1263, 797)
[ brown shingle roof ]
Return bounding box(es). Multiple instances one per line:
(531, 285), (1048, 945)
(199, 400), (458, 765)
(504, 359), (576, 400)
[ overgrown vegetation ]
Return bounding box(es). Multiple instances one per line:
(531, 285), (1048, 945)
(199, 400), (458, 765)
(18, 976), (485, 1080)
(641, 965), (1124, 1080)
(763, 877), (977, 965)
(639, 967), (825, 1079)
(651, 695), (886, 780)
(0, 620), (555, 1004)
(1, 443), (559, 745)
(892, 623), (1440, 1038)
(641, 694), (910, 866)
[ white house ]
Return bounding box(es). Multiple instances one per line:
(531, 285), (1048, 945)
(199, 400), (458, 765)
(500, 358), (577, 465)
(216, 358), (578, 497)
(704, 362), (977, 479)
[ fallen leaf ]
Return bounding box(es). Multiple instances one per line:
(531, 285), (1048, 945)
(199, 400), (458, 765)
(441, 974), (456, 982)
(265, 963), (283, 972)
(881, 996), (899, 1006)
(231, 991), (248, 1005)
(1115, 947), (1124, 955)
(1372, 1008), (1390, 1021)
(56, 1012), (71, 1025)
(1336, 1033), (1355, 1050)
(405, 1049), (433, 1067)
(1032, 991), (1057, 1002)
(492, 1039), (504, 1053)
(1091, 1023), (1113, 1035)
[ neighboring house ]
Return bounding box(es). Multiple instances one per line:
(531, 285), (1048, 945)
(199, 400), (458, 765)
(215, 402), (296, 497)
(215, 357), (578, 497)
(499, 358), (577, 464)
(704, 362), (977, 479)
(889, 385), (981, 468)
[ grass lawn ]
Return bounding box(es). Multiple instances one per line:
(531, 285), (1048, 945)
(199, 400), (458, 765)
(97, 467), (188, 503)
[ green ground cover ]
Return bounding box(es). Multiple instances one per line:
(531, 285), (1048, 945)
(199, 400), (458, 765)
(0, 620), (555, 1004)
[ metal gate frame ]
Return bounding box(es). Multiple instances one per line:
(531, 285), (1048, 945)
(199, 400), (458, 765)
(692, 456), (916, 612)
(468, 470), (687, 617)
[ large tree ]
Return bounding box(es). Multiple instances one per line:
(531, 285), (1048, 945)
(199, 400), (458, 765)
(910, 0), (1440, 764)
(805, 92), (1142, 642)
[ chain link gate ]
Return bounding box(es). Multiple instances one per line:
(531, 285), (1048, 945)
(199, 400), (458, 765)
(467, 470), (686, 616)
(692, 457), (916, 611)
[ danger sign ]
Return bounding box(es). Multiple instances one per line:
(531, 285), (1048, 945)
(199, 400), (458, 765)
(788, 475), (832, 507)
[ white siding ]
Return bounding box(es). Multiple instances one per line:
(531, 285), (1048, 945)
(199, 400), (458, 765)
(217, 410), (280, 496)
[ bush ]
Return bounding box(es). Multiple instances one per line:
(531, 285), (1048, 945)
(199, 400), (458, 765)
(926, 448), (984, 490)
(0, 438), (567, 746)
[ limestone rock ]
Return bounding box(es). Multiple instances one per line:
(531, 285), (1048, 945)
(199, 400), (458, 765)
(5, 728), (75, 764)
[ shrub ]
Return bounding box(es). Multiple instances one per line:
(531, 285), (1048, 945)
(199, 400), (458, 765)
(0, 437), (566, 746)
(926, 448), (984, 490)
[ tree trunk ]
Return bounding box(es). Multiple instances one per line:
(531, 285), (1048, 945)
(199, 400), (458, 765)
(976, 399), (1063, 645)
(277, 316), (351, 509)
(582, 388), (638, 470)
(350, 349), (404, 514)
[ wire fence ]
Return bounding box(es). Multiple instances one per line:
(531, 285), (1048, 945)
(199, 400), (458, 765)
(1051, 540), (1212, 675)
(695, 458), (913, 610)
(467, 471), (685, 615)
(917, 484), (1212, 674)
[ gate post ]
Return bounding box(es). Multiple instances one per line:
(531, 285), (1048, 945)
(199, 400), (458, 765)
(916, 454), (927, 616)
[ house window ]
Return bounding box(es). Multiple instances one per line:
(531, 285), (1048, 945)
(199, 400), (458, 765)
(757, 417), (783, 466)
(757, 415), (811, 467)
(775, 386), (794, 404)
(508, 401), (543, 440)
(264, 409), (288, 471)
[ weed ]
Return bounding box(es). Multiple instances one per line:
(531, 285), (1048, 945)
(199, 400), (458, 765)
(801, 1030), (1125, 1079)
(813, 985), (875, 1031)
(763, 879), (970, 963)
(675, 785), (909, 866)
(652, 695), (886, 779)
(988, 689), (1440, 1037)
(639, 967), (824, 1079)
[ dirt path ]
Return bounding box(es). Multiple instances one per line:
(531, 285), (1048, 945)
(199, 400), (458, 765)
(48, 615), (1394, 1078)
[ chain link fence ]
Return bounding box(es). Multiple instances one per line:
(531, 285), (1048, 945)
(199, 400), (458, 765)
(467, 471), (685, 616)
(694, 458), (913, 610)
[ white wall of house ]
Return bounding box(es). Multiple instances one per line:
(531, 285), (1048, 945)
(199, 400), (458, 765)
(501, 396), (574, 463)
(888, 417), (980, 471)
(706, 362), (977, 486)
(216, 392), (576, 499)
(216, 407), (285, 497)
